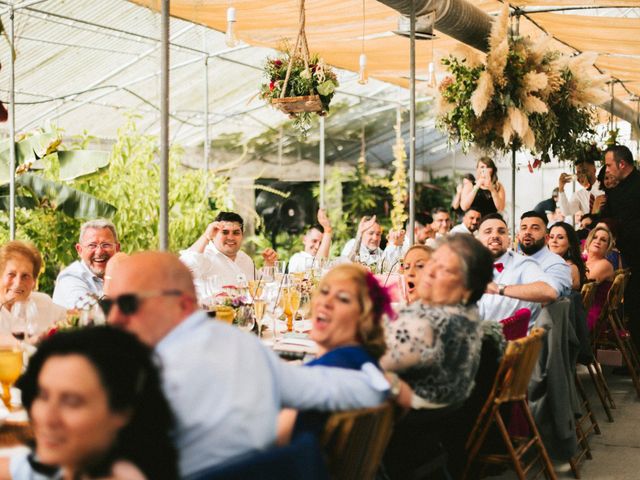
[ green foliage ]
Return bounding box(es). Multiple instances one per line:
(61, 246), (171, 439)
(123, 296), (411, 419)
(389, 128), (408, 230)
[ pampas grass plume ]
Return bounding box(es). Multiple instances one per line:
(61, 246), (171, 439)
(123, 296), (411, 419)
(471, 71), (495, 117)
(502, 118), (514, 147)
(523, 95), (548, 114)
(508, 106), (530, 138)
(523, 72), (548, 93)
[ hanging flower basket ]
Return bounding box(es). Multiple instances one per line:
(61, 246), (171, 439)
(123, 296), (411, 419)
(259, 0), (338, 133)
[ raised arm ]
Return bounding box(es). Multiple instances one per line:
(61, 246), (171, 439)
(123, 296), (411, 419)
(491, 181), (506, 212)
(189, 222), (221, 253)
(317, 209), (333, 260)
(459, 181), (478, 211)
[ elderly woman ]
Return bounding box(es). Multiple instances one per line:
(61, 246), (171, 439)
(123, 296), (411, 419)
(2, 326), (178, 479)
(381, 234), (494, 479)
(0, 241), (65, 337)
(549, 222), (587, 290)
(277, 263), (389, 443)
(584, 225), (616, 331)
(401, 245), (433, 304)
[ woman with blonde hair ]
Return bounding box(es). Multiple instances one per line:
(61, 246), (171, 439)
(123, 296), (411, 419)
(277, 263), (390, 443)
(584, 225), (616, 330)
(460, 157), (506, 216)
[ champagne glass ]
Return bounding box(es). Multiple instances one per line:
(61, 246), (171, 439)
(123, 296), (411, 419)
(248, 279), (263, 301)
(295, 292), (311, 333)
(253, 299), (267, 338)
(235, 305), (255, 332)
(260, 266), (275, 284)
(288, 287), (301, 333)
(0, 348), (23, 410)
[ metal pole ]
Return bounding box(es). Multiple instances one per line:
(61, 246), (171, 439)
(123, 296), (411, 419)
(511, 148), (516, 236)
(203, 30), (210, 197)
(408, 3), (416, 245)
(159, 0), (169, 250)
(8, 7), (16, 240)
(319, 116), (325, 209)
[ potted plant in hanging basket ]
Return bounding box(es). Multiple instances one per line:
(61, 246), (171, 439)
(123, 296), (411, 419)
(259, 0), (338, 134)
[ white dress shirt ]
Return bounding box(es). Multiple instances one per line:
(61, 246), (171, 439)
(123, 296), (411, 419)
(558, 180), (604, 216)
(450, 223), (472, 235)
(155, 311), (389, 476)
(52, 260), (104, 309)
(528, 246), (572, 299)
(180, 242), (255, 287)
(288, 251), (314, 273)
(478, 250), (546, 325)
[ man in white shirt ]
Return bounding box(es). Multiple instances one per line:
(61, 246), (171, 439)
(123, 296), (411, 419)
(450, 207), (482, 235)
(180, 211), (277, 288)
(52, 219), (121, 309)
(288, 209), (332, 273)
(558, 158), (604, 218)
(105, 252), (389, 477)
(426, 207), (452, 248)
(341, 215), (402, 271)
(477, 214), (557, 324)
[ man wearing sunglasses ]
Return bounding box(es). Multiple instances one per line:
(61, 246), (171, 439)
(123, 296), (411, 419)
(180, 211), (277, 288)
(105, 251), (389, 478)
(52, 219), (121, 309)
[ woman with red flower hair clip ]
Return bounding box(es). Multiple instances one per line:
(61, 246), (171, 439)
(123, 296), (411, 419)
(276, 263), (391, 444)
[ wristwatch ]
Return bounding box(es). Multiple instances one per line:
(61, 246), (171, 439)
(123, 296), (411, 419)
(498, 284), (507, 296)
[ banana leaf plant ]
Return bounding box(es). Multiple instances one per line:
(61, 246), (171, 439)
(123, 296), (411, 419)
(0, 132), (115, 219)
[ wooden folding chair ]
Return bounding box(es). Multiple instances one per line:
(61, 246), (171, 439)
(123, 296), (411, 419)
(463, 328), (557, 480)
(578, 281), (616, 422)
(321, 402), (394, 480)
(593, 272), (640, 399)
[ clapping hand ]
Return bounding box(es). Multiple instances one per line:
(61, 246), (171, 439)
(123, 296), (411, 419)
(357, 215), (377, 235)
(317, 209), (332, 232)
(262, 248), (278, 266)
(388, 229), (406, 247)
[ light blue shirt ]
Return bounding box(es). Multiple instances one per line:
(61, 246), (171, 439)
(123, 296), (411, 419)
(52, 260), (103, 309)
(478, 250), (546, 325)
(156, 311), (389, 477)
(529, 246), (572, 298)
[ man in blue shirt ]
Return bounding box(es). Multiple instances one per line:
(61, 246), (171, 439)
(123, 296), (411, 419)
(52, 219), (121, 309)
(105, 251), (389, 477)
(477, 214), (557, 326)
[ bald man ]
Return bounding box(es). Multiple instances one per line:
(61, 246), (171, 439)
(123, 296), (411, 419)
(104, 252), (389, 477)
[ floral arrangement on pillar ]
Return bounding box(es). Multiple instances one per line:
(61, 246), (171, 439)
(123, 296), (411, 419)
(436, 5), (608, 164)
(389, 122), (408, 231)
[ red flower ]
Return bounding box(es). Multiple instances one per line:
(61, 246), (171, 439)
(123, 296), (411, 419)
(47, 327), (58, 337)
(274, 60), (282, 67)
(269, 81), (275, 91)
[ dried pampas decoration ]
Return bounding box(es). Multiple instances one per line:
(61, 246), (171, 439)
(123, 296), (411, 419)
(471, 71), (494, 116)
(486, 5), (510, 87)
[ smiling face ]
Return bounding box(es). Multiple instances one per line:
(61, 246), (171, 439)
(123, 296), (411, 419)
(518, 216), (547, 255)
(31, 355), (129, 473)
(363, 223), (382, 251)
(75, 228), (120, 278)
(576, 162), (596, 189)
(417, 245), (471, 306)
(548, 226), (570, 258)
(402, 248), (431, 304)
(415, 223), (434, 244)
(478, 219), (509, 259)
(587, 229), (611, 259)
(310, 272), (362, 353)
(463, 209), (482, 233)
(302, 228), (323, 256)
(433, 212), (452, 235)
(0, 254), (36, 305)
(213, 221), (244, 259)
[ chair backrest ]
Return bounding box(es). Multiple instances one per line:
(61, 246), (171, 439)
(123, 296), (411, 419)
(489, 328), (546, 404)
(605, 273), (626, 312)
(580, 281), (599, 312)
(500, 308), (531, 341)
(321, 402), (394, 480)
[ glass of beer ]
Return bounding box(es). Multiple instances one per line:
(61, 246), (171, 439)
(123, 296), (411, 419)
(0, 348), (23, 410)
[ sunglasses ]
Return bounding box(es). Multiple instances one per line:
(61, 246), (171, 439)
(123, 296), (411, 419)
(99, 290), (183, 316)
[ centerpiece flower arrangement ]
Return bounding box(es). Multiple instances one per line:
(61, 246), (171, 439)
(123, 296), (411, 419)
(260, 48), (339, 135)
(436, 5), (608, 164)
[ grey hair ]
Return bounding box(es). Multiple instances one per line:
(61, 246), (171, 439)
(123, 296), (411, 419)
(79, 219), (119, 243)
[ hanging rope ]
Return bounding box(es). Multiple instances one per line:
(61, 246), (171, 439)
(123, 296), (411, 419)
(279, 0), (312, 99)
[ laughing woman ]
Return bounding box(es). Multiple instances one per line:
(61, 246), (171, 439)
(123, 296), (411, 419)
(277, 263), (390, 444)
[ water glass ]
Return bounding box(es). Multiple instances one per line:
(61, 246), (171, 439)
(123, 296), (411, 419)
(235, 305), (255, 332)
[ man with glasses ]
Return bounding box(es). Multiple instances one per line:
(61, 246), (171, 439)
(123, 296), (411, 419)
(180, 211), (277, 287)
(52, 219), (121, 309)
(104, 251), (389, 477)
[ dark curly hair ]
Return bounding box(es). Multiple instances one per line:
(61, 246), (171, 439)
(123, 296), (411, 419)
(17, 326), (178, 480)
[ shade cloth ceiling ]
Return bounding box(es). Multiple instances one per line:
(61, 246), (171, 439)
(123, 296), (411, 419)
(131, 0), (640, 111)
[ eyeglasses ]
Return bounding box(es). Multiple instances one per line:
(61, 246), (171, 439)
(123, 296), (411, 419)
(83, 242), (116, 251)
(99, 290), (183, 316)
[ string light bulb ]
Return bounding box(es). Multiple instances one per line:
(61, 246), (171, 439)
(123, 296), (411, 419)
(225, 6), (238, 47)
(358, 53), (368, 85)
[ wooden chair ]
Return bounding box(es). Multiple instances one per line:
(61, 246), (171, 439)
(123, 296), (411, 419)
(321, 402), (394, 480)
(463, 328), (557, 480)
(592, 272), (640, 399)
(579, 281), (615, 422)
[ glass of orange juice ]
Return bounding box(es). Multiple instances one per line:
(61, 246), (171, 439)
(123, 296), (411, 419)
(0, 348), (23, 410)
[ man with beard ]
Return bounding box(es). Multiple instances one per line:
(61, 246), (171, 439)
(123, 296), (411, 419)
(53, 219), (121, 309)
(288, 209), (332, 273)
(450, 207), (482, 235)
(558, 157), (604, 218)
(180, 211), (277, 289)
(477, 213), (557, 326)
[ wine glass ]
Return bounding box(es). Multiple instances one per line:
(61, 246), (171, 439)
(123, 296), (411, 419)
(253, 298), (267, 338)
(10, 300), (37, 344)
(235, 305), (255, 332)
(0, 347), (23, 410)
(295, 291), (311, 333)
